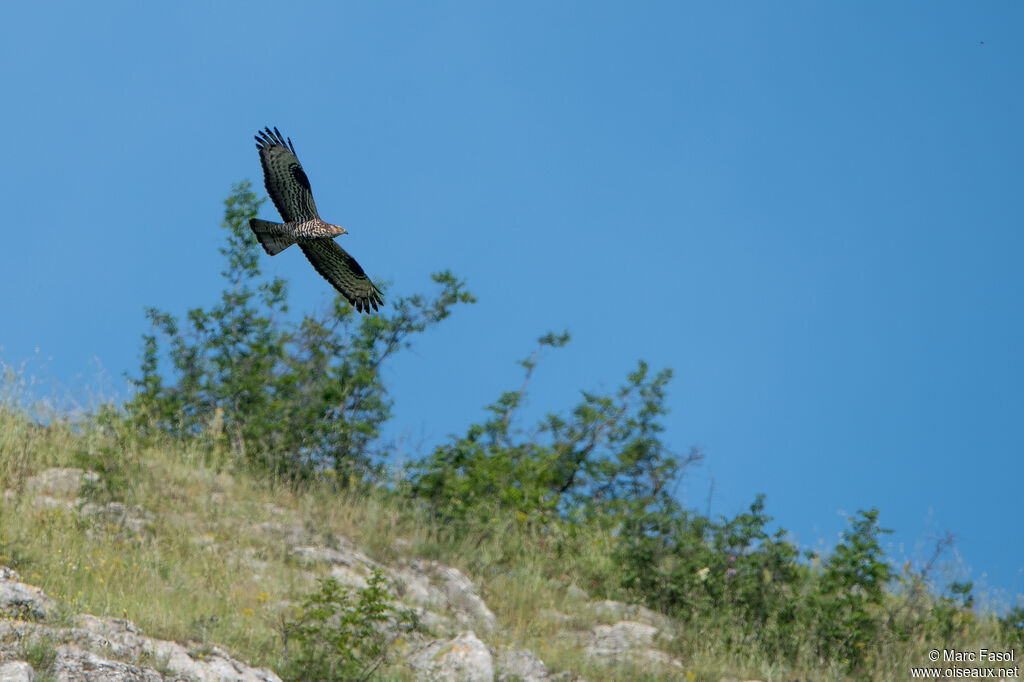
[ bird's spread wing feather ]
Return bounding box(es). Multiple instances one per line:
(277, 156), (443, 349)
(255, 127), (319, 223)
(300, 240), (383, 313)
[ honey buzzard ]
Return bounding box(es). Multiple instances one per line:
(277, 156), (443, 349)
(249, 127), (383, 313)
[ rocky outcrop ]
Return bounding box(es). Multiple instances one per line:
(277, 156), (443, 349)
(0, 660), (35, 682)
(290, 537), (381, 590)
(24, 468), (100, 500)
(0, 569), (56, 621)
(290, 542), (498, 636)
(407, 631), (494, 682)
(51, 645), (169, 682)
(584, 620), (682, 669)
(587, 599), (677, 635)
(495, 646), (552, 682)
(74, 616), (280, 682)
(79, 502), (153, 535)
(0, 569), (280, 682)
(394, 560), (497, 634)
(4, 468), (151, 537)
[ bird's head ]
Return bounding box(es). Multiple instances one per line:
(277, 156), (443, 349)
(328, 223), (348, 237)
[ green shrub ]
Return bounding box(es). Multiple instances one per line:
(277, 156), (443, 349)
(126, 181), (474, 482)
(811, 509), (896, 676)
(407, 333), (695, 537)
(280, 570), (416, 682)
(614, 493), (808, 659)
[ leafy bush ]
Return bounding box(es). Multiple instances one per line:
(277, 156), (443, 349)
(808, 509), (896, 676)
(407, 332), (696, 533)
(280, 570), (416, 682)
(126, 181), (474, 481)
(613, 493), (807, 659)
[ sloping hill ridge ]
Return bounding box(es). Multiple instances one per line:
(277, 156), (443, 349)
(1, 408), (1015, 682)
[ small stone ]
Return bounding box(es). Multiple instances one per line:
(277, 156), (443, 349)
(407, 631), (494, 682)
(25, 468), (99, 499)
(0, 661), (35, 682)
(496, 646), (551, 681)
(0, 570), (57, 620)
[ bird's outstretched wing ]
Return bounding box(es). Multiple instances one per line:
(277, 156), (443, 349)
(300, 240), (384, 313)
(255, 127), (319, 223)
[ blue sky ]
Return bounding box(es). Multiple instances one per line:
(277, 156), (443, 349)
(2, 2), (1021, 607)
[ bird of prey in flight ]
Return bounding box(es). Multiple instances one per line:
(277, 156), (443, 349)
(249, 127), (383, 313)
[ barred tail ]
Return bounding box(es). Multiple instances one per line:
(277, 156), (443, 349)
(249, 218), (295, 256)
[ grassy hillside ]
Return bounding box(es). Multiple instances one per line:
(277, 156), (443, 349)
(0, 400), (1018, 681)
(0, 401), (676, 680)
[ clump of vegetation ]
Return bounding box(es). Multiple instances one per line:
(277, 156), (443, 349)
(1000, 606), (1024, 647)
(127, 180), (475, 483)
(811, 509), (896, 676)
(406, 331), (695, 537)
(280, 570), (416, 682)
(18, 632), (58, 677)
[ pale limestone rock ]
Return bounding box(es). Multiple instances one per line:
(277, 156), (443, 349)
(149, 640), (281, 682)
(51, 644), (167, 682)
(73, 616), (281, 682)
(587, 621), (658, 654)
(73, 614), (150, 659)
(252, 521), (306, 545)
(584, 620), (683, 669)
(438, 566), (497, 634)
(391, 561), (447, 610)
(496, 646), (551, 681)
(588, 599), (675, 635)
(407, 631), (494, 682)
(25, 468), (99, 499)
(0, 570), (56, 620)
(391, 560), (496, 634)
(327, 564), (369, 589)
(79, 502), (153, 534)
(409, 605), (455, 634)
(291, 541), (378, 572)
(0, 661), (35, 682)
(291, 538), (384, 589)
